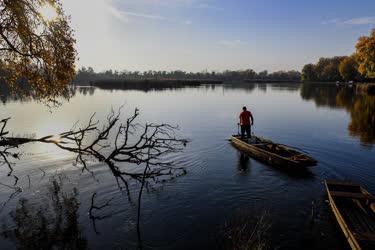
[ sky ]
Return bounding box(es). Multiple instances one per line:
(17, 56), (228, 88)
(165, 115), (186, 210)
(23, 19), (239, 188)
(61, 0), (375, 73)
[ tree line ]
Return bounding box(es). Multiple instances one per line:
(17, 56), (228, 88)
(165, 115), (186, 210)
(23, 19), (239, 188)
(73, 67), (301, 84)
(302, 29), (375, 82)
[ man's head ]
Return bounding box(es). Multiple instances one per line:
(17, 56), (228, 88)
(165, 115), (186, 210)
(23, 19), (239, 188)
(242, 106), (247, 111)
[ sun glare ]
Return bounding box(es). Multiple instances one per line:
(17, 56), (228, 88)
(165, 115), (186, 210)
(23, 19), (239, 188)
(40, 4), (58, 21)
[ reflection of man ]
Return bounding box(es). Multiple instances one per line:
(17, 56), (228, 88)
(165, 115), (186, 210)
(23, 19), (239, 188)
(239, 106), (254, 139)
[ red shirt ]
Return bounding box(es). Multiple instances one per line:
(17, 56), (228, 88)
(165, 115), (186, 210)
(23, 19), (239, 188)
(239, 111), (252, 125)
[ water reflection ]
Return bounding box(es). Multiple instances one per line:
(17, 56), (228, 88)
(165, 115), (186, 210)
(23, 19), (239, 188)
(0, 82), (301, 104)
(346, 95), (375, 145)
(257, 84), (267, 92)
(0, 85), (96, 104)
(237, 152), (251, 174)
(301, 83), (375, 146)
(91, 80), (202, 92)
(0, 82), (374, 249)
(222, 82), (257, 93)
(270, 83), (301, 92)
(1, 175), (87, 250)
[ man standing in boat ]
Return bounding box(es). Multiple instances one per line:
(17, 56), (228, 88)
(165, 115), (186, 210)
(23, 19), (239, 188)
(239, 106), (254, 140)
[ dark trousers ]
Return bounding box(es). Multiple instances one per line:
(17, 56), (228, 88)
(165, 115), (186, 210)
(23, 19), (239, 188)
(241, 125), (251, 139)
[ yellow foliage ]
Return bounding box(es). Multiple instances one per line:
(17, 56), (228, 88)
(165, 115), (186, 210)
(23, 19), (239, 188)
(355, 29), (375, 79)
(0, 0), (77, 102)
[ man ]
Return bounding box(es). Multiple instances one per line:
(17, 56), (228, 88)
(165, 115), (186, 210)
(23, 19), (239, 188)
(239, 106), (254, 139)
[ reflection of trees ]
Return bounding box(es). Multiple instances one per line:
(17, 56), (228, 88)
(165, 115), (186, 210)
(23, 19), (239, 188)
(300, 83), (375, 145)
(0, 85), (95, 104)
(222, 83), (300, 93)
(91, 79), (204, 92)
(257, 84), (267, 92)
(300, 83), (340, 108)
(348, 95), (375, 144)
(77, 86), (95, 96)
(1, 175), (87, 250)
(223, 83), (256, 93)
(270, 83), (300, 92)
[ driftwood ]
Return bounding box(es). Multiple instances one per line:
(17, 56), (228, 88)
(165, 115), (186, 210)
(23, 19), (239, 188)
(1, 109), (188, 183)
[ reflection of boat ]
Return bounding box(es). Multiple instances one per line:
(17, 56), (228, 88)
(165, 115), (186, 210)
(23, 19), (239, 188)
(230, 135), (317, 168)
(325, 180), (375, 250)
(336, 81), (347, 87)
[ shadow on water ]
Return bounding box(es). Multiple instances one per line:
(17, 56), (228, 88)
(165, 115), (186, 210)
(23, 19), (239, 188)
(1, 174), (87, 250)
(231, 144), (314, 180)
(237, 152), (251, 174)
(263, 161), (315, 180)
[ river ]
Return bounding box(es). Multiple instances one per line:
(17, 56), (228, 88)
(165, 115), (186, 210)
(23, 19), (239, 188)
(0, 83), (374, 249)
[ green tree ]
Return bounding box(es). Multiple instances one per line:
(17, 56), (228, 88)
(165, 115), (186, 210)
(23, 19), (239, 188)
(321, 62), (341, 81)
(339, 56), (359, 81)
(302, 64), (317, 81)
(315, 58), (330, 81)
(356, 29), (375, 79)
(302, 57), (345, 82)
(0, 0), (77, 101)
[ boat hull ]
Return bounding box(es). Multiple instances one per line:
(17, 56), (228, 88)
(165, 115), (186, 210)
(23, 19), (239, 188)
(325, 180), (375, 250)
(230, 135), (316, 168)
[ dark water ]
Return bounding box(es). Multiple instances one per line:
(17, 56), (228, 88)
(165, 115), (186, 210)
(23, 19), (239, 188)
(0, 83), (374, 249)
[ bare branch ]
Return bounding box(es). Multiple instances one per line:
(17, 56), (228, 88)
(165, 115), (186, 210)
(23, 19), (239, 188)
(0, 108), (188, 240)
(89, 192), (113, 234)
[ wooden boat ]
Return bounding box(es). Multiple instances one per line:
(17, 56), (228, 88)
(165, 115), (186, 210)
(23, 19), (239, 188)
(325, 180), (375, 250)
(230, 135), (317, 168)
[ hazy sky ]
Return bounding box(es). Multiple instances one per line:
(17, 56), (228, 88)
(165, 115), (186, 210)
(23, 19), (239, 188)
(61, 0), (375, 72)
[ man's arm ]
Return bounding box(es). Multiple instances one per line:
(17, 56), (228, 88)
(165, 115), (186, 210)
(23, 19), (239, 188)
(250, 113), (254, 125)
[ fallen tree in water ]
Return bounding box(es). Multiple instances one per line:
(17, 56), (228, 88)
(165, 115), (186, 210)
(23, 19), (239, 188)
(1, 109), (188, 183)
(1, 109), (189, 248)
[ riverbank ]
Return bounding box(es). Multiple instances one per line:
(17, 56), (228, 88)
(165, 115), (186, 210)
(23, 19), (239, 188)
(75, 79), (223, 91)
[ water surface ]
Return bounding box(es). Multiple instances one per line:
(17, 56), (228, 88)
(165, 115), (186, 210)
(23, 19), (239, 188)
(0, 83), (374, 249)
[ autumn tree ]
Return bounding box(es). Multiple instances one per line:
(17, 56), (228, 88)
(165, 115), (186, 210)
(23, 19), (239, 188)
(301, 57), (345, 82)
(301, 64), (317, 81)
(339, 56), (359, 81)
(356, 29), (375, 79)
(0, 0), (77, 101)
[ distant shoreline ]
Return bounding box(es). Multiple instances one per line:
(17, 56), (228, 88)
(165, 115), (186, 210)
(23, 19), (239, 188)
(74, 79), (223, 91)
(72, 79), (375, 88)
(74, 79), (302, 87)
